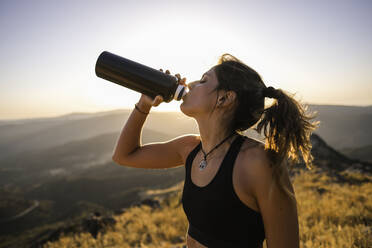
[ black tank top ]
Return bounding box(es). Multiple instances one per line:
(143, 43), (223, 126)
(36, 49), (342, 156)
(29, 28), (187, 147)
(181, 134), (265, 248)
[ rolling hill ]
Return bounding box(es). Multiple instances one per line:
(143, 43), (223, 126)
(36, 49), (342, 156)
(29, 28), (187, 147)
(0, 104), (371, 247)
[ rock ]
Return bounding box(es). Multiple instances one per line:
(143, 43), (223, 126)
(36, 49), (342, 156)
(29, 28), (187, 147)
(141, 198), (161, 209)
(310, 134), (372, 174)
(131, 198), (161, 209)
(81, 211), (116, 239)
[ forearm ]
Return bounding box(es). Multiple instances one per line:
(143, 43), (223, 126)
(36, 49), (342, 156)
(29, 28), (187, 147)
(112, 101), (152, 161)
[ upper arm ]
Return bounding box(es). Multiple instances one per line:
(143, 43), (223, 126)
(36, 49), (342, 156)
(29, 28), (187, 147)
(112, 134), (200, 169)
(246, 151), (299, 248)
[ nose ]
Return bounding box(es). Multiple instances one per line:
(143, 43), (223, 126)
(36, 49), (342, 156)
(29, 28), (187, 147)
(187, 80), (198, 90)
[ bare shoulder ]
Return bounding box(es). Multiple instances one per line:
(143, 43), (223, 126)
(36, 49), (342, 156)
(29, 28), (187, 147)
(240, 137), (269, 170)
(238, 137), (273, 190)
(239, 136), (294, 197)
(239, 137), (299, 247)
(175, 134), (201, 164)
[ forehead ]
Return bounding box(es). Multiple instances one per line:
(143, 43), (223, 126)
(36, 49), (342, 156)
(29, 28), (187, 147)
(201, 68), (219, 88)
(202, 67), (216, 78)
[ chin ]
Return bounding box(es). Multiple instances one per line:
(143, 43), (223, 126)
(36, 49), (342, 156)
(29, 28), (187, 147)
(180, 102), (194, 117)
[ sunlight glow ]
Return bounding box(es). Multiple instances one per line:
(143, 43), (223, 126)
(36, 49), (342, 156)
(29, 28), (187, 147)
(1, 0), (371, 119)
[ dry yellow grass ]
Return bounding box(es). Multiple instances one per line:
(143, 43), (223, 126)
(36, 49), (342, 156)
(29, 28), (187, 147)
(44, 168), (371, 248)
(294, 169), (371, 248)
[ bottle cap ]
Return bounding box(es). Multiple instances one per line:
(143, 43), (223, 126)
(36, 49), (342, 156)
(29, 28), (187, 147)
(174, 85), (188, 101)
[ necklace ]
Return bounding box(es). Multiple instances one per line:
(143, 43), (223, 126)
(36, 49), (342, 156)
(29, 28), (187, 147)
(199, 132), (237, 171)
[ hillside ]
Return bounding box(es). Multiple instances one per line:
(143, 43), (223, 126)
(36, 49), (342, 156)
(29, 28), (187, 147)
(0, 127), (187, 243)
(24, 169), (372, 248)
(1, 133), (371, 247)
(309, 134), (371, 174)
(1, 105), (372, 247)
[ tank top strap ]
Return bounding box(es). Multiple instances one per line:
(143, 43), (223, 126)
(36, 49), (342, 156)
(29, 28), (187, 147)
(220, 134), (246, 181)
(185, 141), (202, 179)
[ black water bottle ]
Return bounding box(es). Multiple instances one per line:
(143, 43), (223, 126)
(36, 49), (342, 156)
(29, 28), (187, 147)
(95, 51), (188, 102)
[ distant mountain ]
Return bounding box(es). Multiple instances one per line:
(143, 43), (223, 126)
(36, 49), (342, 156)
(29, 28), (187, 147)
(341, 145), (372, 163)
(0, 127), (180, 187)
(309, 104), (372, 150)
(0, 109), (198, 161)
(0, 111), (118, 126)
(1, 104), (370, 161)
(0, 110), (131, 160)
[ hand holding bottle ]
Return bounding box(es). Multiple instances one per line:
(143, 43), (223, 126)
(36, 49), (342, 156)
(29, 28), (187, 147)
(137, 69), (187, 110)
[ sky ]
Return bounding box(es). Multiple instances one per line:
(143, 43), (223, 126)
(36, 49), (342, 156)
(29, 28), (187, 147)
(0, 0), (371, 120)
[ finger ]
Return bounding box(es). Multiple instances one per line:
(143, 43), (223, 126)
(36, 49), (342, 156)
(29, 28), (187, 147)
(153, 95), (162, 103)
(153, 96), (163, 106)
(181, 77), (187, 85)
(151, 98), (157, 106)
(175, 73), (181, 82)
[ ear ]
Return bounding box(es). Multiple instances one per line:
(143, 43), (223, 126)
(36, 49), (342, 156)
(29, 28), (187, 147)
(218, 90), (237, 108)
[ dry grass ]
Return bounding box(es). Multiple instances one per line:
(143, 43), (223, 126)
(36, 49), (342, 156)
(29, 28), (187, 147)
(44, 168), (371, 248)
(293, 169), (371, 248)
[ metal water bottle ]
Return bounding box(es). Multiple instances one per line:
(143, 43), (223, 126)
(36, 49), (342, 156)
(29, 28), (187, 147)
(95, 51), (187, 102)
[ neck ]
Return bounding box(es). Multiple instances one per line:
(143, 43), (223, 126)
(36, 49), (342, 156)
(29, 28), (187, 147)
(195, 113), (236, 154)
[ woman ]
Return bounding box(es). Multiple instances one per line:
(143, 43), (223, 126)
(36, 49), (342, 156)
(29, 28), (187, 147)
(112, 54), (317, 248)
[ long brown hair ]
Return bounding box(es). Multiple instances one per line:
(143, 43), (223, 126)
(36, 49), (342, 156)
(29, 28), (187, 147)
(212, 53), (319, 202)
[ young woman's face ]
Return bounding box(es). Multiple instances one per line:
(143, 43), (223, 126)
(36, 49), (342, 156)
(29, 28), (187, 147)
(180, 67), (220, 117)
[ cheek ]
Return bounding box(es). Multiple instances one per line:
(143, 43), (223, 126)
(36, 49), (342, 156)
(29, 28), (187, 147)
(180, 97), (213, 116)
(180, 87), (216, 114)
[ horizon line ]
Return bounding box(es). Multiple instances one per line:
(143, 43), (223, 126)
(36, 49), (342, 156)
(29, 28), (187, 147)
(1, 102), (372, 122)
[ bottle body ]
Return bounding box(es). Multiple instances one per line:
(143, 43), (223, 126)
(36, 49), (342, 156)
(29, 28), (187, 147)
(95, 51), (187, 102)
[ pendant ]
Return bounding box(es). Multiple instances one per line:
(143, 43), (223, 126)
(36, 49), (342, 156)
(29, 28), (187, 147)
(199, 159), (207, 171)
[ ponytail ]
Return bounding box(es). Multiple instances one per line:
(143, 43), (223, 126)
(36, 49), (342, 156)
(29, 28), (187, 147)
(256, 88), (319, 201)
(257, 87), (318, 169)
